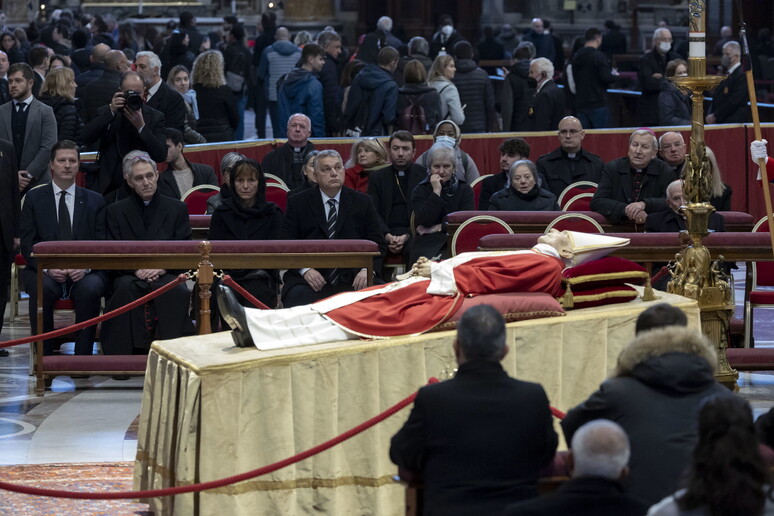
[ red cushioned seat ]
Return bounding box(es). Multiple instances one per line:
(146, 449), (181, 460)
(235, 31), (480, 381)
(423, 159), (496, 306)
(14, 254), (27, 266)
(726, 348), (774, 370)
(750, 291), (774, 303)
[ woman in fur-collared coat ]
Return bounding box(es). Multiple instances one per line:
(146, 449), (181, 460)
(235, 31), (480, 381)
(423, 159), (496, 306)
(560, 326), (732, 507)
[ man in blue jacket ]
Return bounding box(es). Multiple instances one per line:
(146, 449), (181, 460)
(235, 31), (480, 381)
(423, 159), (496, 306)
(344, 46), (399, 136)
(277, 43), (325, 137)
(257, 27), (301, 137)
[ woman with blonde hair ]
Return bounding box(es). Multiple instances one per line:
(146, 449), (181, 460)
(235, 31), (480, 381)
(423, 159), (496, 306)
(344, 137), (389, 192)
(427, 54), (465, 126)
(39, 66), (82, 142)
(704, 146), (732, 211)
(192, 50), (238, 142)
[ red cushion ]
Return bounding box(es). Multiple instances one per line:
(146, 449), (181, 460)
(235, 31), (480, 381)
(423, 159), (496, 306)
(750, 290), (774, 304)
(433, 292), (565, 331)
(53, 299), (74, 310)
(563, 285), (639, 309)
(563, 257), (647, 290)
(41, 355), (147, 372)
(14, 254), (27, 266)
(726, 348), (774, 370)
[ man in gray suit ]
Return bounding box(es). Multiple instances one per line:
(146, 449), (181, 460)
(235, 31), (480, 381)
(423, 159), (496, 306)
(0, 63), (57, 192)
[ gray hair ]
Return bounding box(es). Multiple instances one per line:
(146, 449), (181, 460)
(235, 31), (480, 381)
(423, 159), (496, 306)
(287, 112), (311, 129)
(723, 40), (741, 57)
(122, 150), (156, 179)
(314, 149), (343, 172)
(457, 305), (506, 361)
(571, 420), (631, 479)
(658, 131), (684, 147)
(135, 51), (161, 73)
(653, 27), (671, 43)
(408, 36), (429, 56)
(377, 16), (393, 32)
(629, 129), (658, 149)
(666, 179), (684, 198)
(509, 159), (537, 182)
(427, 143), (456, 168)
(220, 151), (246, 180)
(530, 57), (554, 79)
(317, 30), (341, 50)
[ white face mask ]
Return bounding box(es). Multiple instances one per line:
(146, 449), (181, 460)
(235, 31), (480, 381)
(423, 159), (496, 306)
(440, 25), (453, 37)
(435, 135), (456, 148)
(658, 41), (672, 53)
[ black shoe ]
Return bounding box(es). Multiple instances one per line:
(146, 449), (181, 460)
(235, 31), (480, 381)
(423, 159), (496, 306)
(217, 285), (255, 348)
(112, 375), (130, 380)
(0, 349), (9, 357)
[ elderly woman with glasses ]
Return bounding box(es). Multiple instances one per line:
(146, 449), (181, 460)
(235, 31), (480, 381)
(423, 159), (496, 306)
(488, 160), (559, 211)
(409, 143), (475, 263)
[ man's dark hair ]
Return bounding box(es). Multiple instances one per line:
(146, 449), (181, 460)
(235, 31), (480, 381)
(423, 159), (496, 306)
(377, 46), (399, 67)
(93, 15), (108, 33)
(229, 24), (245, 41)
(635, 303), (688, 334)
(514, 43), (534, 61)
(28, 46), (49, 68)
(389, 130), (415, 149)
(585, 28), (602, 41)
(261, 12), (277, 31)
(50, 139), (79, 162)
(8, 62), (33, 81)
(457, 304), (506, 361)
(223, 15), (238, 27)
(499, 137), (530, 158)
(453, 40), (473, 60)
(165, 128), (185, 146)
(71, 28), (88, 49)
(179, 11), (194, 28)
(301, 43), (325, 64)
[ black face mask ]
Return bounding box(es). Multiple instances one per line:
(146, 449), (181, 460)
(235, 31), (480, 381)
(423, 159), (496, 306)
(527, 77), (538, 89)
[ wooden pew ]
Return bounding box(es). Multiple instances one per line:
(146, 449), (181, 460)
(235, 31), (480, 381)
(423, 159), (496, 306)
(30, 239), (381, 395)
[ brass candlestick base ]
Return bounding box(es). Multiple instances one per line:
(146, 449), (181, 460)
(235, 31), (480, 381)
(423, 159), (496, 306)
(667, 63), (738, 388)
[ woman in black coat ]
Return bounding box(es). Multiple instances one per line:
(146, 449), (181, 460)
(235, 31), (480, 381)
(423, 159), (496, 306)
(410, 143), (475, 263)
(209, 159), (283, 309)
(192, 50), (239, 142)
(489, 160), (559, 211)
(38, 67), (83, 143)
(396, 59), (442, 134)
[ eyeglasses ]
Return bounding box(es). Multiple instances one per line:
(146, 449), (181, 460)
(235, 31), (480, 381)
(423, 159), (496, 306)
(558, 129), (581, 136)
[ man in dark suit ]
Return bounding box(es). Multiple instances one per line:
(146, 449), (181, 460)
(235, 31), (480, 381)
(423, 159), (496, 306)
(527, 57), (564, 131)
(80, 70), (167, 197)
(706, 41), (750, 124)
(0, 50), (11, 105)
(367, 131), (426, 265)
(637, 28), (679, 126)
(77, 49), (131, 125)
(479, 137), (531, 210)
(645, 180), (725, 233)
(158, 128), (218, 199)
(0, 138), (19, 357)
(0, 63), (57, 192)
(281, 149), (386, 307)
(536, 116), (604, 199)
(135, 50), (186, 133)
(29, 46), (49, 98)
(20, 140), (108, 355)
(591, 129), (676, 224)
(503, 420), (648, 516)
(390, 304), (558, 515)
(261, 113), (316, 190)
(74, 43), (110, 88)
(101, 154), (194, 356)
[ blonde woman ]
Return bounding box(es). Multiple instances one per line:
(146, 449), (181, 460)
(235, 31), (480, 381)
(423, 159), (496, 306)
(192, 50), (238, 142)
(427, 54), (465, 126)
(705, 146), (732, 211)
(39, 66), (82, 142)
(344, 137), (389, 192)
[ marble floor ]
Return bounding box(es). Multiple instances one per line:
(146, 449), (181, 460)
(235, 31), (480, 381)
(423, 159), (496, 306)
(1, 266), (773, 470)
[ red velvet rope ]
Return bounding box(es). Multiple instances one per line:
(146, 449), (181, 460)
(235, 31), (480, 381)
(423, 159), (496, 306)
(220, 275), (271, 310)
(0, 378), (441, 499)
(550, 407), (566, 420)
(0, 274), (189, 349)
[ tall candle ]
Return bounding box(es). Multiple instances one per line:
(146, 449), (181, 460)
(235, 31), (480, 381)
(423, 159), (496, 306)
(689, 0), (707, 59)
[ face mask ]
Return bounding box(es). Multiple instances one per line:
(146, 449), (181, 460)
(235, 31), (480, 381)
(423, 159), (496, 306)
(435, 135), (456, 148)
(440, 25), (453, 37)
(658, 41), (672, 53)
(676, 71), (688, 77)
(527, 77), (538, 88)
(721, 55), (731, 69)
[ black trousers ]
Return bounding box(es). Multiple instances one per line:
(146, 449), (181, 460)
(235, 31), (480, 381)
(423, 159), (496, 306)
(0, 245), (9, 338)
(22, 269), (108, 355)
(101, 273), (195, 355)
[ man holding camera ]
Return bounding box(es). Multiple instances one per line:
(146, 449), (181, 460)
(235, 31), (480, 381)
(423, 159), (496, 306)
(80, 71), (167, 198)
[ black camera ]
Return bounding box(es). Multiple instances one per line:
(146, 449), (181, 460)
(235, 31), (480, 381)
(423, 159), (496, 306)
(123, 90), (143, 111)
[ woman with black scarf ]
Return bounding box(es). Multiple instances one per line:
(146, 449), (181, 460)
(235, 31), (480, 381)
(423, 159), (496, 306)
(209, 159), (283, 310)
(409, 143), (475, 263)
(488, 160), (559, 211)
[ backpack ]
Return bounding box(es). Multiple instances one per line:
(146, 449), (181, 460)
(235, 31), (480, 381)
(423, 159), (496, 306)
(344, 97), (371, 137)
(398, 94), (429, 135)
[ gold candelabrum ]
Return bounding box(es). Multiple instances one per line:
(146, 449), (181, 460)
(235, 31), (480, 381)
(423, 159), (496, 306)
(668, 0), (737, 388)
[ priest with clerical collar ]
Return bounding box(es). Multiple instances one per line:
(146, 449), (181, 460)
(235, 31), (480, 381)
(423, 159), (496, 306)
(591, 128), (676, 224)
